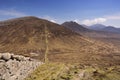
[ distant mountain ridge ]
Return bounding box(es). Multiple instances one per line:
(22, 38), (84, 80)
(62, 22), (120, 38)
(101, 26), (120, 33)
(89, 24), (107, 30)
(88, 24), (120, 33)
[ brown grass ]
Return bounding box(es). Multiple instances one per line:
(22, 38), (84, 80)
(0, 16), (120, 67)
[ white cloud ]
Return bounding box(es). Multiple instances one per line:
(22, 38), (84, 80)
(40, 15), (57, 23)
(81, 18), (107, 25)
(74, 13), (120, 26)
(0, 9), (26, 17)
(74, 19), (80, 23)
(50, 20), (56, 23)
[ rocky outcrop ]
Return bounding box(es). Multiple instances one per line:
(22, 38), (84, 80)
(0, 53), (43, 80)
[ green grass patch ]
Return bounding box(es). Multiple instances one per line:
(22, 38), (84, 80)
(25, 62), (67, 80)
(25, 63), (120, 80)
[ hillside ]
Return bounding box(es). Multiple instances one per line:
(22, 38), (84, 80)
(0, 17), (119, 66)
(62, 21), (120, 49)
(0, 16), (79, 54)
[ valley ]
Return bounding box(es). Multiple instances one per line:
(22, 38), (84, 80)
(0, 17), (120, 80)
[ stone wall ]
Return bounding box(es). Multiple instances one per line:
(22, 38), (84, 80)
(0, 53), (43, 80)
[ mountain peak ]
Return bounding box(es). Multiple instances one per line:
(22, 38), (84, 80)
(62, 21), (79, 25)
(62, 21), (90, 33)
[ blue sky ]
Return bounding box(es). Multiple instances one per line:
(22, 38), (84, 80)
(0, 0), (120, 27)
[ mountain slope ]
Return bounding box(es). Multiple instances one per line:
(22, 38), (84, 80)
(0, 16), (82, 54)
(0, 17), (119, 66)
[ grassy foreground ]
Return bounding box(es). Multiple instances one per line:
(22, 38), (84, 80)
(24, 63), (67, 80)
(25, 62), (120, 80)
